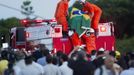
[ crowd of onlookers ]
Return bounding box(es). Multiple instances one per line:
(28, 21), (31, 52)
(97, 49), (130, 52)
(0, 44), (134, 75)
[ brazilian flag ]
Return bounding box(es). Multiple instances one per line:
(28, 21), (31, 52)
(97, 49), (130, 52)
(68, 1), (91, 36)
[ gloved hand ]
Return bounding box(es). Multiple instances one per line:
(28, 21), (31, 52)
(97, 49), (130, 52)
(86, 30), (90, 36)
(68, 30), (74, 36)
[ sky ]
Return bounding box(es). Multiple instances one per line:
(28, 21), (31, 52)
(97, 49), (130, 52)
(0, 0), (60, 19)
(0, 0), (76, 19)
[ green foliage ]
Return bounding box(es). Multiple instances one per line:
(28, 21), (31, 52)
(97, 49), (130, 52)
(96, 0), (134, 17)
(87, 0), (134, 52)
(116, 37), (134, 53)
(0, 17), (21, 42)
(91, 0), (134, 38)
(3, 17), (20, 28)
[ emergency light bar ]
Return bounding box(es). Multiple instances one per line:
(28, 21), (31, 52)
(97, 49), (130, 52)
(20, 19), (57, 26)
(34, 20), (43, 23)
(20, 19), (29, 25)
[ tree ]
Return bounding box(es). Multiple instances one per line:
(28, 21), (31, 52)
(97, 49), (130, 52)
(0, 17), (21, 43)
(87, 0), (134, 38)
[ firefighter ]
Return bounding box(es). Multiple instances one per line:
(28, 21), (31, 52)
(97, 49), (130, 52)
(69, 28), (96, 54)
(83, 28), (96, 54)
(81, 0), (102, 53)
(68, 1), (92, 54)
(55, 0), (70, 37)
(81, 0), (102, 54)
(68, 0), (102, 54)
(82, 0), (102, 35)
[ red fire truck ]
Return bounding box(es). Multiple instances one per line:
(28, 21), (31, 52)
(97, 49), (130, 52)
(10, 19), (115, 55)
(96, 22), (115, 51)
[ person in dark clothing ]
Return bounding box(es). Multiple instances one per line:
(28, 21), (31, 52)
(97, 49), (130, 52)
(117, 55), (128, 70)
(3, 62), (15, 75)
(93, 56), (105, 69)
(1, 50), (8, 60)
(37, 49), (50, 66)
(32, 44), (47, 62)
(68, 51), (78, 69)
(25, 55), (33, 65)
(109, 51), (116, 58)
(56, 51), (64, 66)
(52, 56), (58, 65)
(72, 50), (95, 75)
(32, 50), (43, 62)
(120, 52), (134, 75)
(92, 50), (105, 69)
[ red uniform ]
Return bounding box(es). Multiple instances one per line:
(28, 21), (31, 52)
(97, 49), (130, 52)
(81, 34), (96, 54)
(82, 2), (102, 54)
(83, 2), (102, 30)
(68, 1), (102, 54)
(70, 33), (96, 54)
(55, 1), (69, 31)
(90, 4), (102, 30)
(70, 32), (82, 47)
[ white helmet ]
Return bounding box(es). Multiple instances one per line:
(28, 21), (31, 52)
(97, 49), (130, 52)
(89, 28), (95, 33)
(99, 47), (105, 51)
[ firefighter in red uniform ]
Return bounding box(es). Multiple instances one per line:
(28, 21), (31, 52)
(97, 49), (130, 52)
(68, 0), (102, 54)
(82, 0), (102, 54)
(82, 0), (102, 34)
(83, 28), (96, 53)
(55, 0), (70, 33)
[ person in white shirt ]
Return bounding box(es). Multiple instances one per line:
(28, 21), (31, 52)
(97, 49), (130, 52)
(37, 49), (49, 66)
(43, 55), (61, 75)
(120, 60), (134, 75)
(19, 55), (44, 75)
(59, 54), (73, 75)
(13, 51), (26, 75)
(94, 55), (122, 75)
